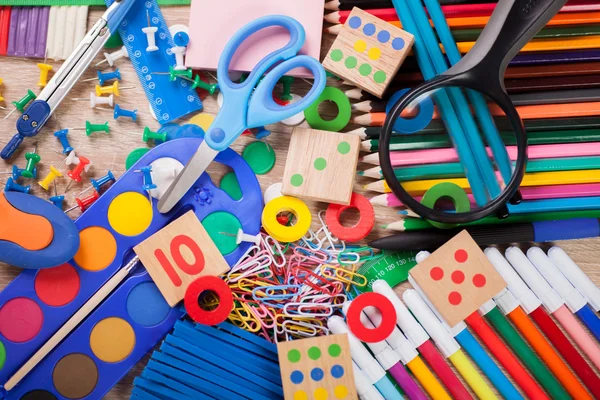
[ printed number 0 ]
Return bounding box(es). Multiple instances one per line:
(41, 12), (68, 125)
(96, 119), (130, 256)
(154, 234), (205, 287)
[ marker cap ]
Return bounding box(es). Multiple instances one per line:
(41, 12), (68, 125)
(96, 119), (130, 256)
(372, 280), (429, 347)
(353, 362), (385, 400)
(548, 246), (600, 312)
(505, 247), (564, 313)
(527, 247), (587, 313)
(478, 299), (497, 316)
(484, 247), (542, 314)
(493, 288), (520, 315)
(403, 289), (460, 358)
(342, 301), (400, 369)
(327, 316), (386, 383)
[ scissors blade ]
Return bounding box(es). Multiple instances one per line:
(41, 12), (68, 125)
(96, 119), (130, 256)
(157, 141), (219, 213)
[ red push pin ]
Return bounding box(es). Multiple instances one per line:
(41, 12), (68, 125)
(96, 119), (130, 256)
(65, 190), (100, 213)
(65, 156), (90, 192)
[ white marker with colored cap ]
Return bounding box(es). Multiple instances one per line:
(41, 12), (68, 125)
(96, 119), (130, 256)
(353, 362), (385, 400)
(548, 246), (600, 312)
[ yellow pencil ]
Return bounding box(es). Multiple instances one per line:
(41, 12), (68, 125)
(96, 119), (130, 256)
(448, 349), (499, 400)
(454, 35), (600, 54)
(364, 169), (600, 194)
(406, 356), (452, 400)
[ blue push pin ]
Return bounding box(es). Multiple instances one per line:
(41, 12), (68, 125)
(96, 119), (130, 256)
(173, 31), (190, 47)
(140, 166), (157, 191)
(77, 170), (116, 197)
(97, 68), (121, 86)
(5, 177), (30, 193)
(54, 129), (74, 154)
(11, 165), (37, 180)
(255, 126), (271, 139)
(114, 104), (138, 121)
(49, 195), (65, 210)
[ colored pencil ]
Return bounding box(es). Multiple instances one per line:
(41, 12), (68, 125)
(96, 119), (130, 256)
(361, 142), (600, 166)
(512, 49), (600, 66)
(381, 209), (600, 232)
(324, 0), (497, 11)
(455, 35), (600, 54)
(364, 169), (600, 195)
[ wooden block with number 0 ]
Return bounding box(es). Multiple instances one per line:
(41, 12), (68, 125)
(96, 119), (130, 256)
(133, 210), (229, 306)
(409, 230), (507, 326)
(322, 7), (414, 98)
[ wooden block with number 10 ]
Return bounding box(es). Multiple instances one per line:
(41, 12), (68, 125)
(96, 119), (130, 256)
(281, 128), (360, 205)
(322, 7), (414, 98)
(133, 210), (229, 306)
(409, 230), (507, 326)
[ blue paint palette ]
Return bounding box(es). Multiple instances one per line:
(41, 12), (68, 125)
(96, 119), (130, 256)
(0, 137), (263, 398)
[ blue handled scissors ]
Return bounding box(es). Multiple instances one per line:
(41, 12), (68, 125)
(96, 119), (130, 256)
(158, 15), (326, 213)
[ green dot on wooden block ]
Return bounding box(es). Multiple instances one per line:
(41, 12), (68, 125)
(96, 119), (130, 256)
(291, 174), (304, 187)
(288, 349), (301, 363)
(314, 158), (327, 171)
(308, 346), (321, 360)
(374, 70), (387, 83)
(329, 344), (342, 357)
(359, 64), (372, 76)
(338, 141), (351, 154)
(330, 49), (343, 62)
(345, 56), (357, 69)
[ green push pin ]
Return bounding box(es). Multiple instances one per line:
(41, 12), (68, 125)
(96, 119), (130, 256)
(190, 75), (217, 94)
(169, 66), (193, 82)
(84, 121), (110, 136)
(279, 76), (294, 101)
(21, 143), (40, 179)
(13, 90), (37, 112)
(142, 127), (167, 143)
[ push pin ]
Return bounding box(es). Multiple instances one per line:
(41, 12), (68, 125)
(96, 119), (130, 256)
(60, 150), (79, 168)
(0, 165), (35, 180)
(96, 45), (129, 67)
(173, 31), (189, 47)
(21, 143), (40, 178)
(189, 74), (217, 94)
(73, 93), (114, 108)
(280, 76), (294, 101)
(139, 166), (157, 191)
(65, 156), (90, 192)
(141, 127), (167, 143)
(72, 121), (110, 137)
(255, 126), (271, 140)
(37, 63), (53, 87)
(38, 166), (63, 190)
(83, 69), (122, 85)
(77, 170), (116, 196)
(5, 178), (30, 193)
(65, 190), (100, 213)
(153, 67), (192, 82)
(142, 10), (158, 52)
(54, 129), (74, 154)
(3, 89), (36, 120)
(0, 77), (5, 106)
(219, 228), (261, 245)
(171, 46), (186, 71)
(95, 81), (134, 97)
(113, 104), (137, 121)
(49, 181), (64, 210)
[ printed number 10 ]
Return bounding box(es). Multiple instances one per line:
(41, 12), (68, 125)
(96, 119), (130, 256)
(153, 234), (205, 286)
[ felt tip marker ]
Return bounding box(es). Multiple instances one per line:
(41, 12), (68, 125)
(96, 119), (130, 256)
(372, 280), (472, 400)
(505, 247), (600, 371)
(327, 316), (404, 400)
(527, 247), (600, 343)
(547, 246), (600, 312)
(359, 304), (451, 400)
(414, 252), (523, 400)
(486, 247), (600, 398)
(342, 301), (427, 400)
(353, 362), (385, 400)
(403, 289), (498, 400)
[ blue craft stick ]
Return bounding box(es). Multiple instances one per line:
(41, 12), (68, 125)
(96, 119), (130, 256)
(389, 0), (488, 206)
(151, 351), (275, 400)
(194, 320), (279, 361)
(162, 338), (283, 396)
(575, 304), (600, 342)
(420, 0), (513, 185)
(141, 368), (212, 399)
(509, 196), (600, 214)
(133, 377), (201, 400)
(375, 375), (405, 400)
(131, 386), (164, 400)
(455, 328), (522, 399)
(217, 321), (278, 355)
(146, 359), (244, 399)
(402, 0), (500, 199)
(173, 321), (282, 381)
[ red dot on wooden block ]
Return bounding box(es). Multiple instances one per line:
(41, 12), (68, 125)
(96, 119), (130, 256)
(473, 273), (487, 288)
(448, 291), (462, 305)
(451, 270), (465, 284)
(454, 249), (468, 263)
(430, 267), (444, 281)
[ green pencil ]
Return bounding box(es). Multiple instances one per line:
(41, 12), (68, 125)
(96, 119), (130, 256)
(383, 209), (600, 232)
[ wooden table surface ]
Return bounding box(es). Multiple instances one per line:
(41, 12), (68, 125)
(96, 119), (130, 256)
(0, 6), (599, 399)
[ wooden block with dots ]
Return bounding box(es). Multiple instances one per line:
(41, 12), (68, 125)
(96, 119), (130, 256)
(277, 334), (356, 400)
(281, 127), (360, 205)
(409, 230), (507, 326)
(133, 210), (229, 306)
(322, 7), (414, 98)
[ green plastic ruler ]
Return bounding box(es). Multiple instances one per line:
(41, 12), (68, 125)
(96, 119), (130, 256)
(358, 250), (418, 291)
(0, 0), (189, 5)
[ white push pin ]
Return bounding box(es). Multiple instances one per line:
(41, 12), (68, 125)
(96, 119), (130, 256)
(219, 228), (261, 245)
(72, 93), (114, 108)
(61, 150), (79, 168)
(96, 46), (129, 67)
(143, 10), (158, 52)
(171, 46), (186, 71)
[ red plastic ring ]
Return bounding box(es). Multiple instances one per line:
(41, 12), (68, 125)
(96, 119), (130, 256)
(325, 193), (374, 242)
(184, 276), (233, 326)
(346, 292), (396, 343)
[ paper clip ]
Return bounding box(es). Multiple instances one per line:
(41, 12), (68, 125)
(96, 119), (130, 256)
(283, 302), (334, 318)
(263, 235), (286, 269)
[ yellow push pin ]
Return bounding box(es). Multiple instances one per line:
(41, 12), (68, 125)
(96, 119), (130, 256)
(38, 166), (63, 191)
(0, 77), (4, 103)
(95, 81), (134, 97)
(37, 64), (53, 87)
